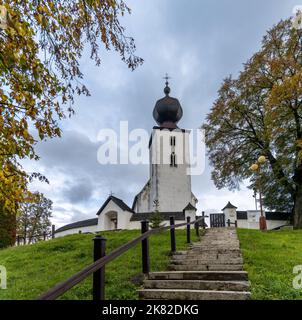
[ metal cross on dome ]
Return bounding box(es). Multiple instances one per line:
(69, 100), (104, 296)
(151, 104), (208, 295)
(163, 73), (171, 85)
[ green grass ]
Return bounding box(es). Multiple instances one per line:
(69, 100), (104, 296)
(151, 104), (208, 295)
(0, 229), (199, 300)
(238, 229), (302, 300)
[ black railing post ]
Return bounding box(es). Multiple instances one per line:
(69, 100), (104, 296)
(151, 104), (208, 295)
(227, 219), (231, 227)
(235, 220), (238, 228)
(170, 216), (176, 252)
(141, 220), (150, 275)
(43, 232), (46, 241)
(93, 235), (106, 300)
(52, 225), (55, 239)
(186, 216), (191, 243)
(17, 235), (20, 246)
(195, 221), (199, 237)
(202, 211), (206, 229)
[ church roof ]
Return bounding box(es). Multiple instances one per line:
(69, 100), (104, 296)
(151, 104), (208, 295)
(152, 80), (183, 129)
(222, 202), (238, 210)
(97, 195), (134, 216)
(55, 218), (98, 233)
(130, 212), (185, 221)
(183, 203), (197, 212)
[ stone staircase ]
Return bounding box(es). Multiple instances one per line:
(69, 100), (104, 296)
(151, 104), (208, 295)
(139, 227), (251, 300)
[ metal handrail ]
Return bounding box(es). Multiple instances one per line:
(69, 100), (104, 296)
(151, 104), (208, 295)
(37, 217), (204, 300)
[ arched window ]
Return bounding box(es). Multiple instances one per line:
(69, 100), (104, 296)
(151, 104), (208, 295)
(170, 136), (176, 146)
(170, 152), (177, 167)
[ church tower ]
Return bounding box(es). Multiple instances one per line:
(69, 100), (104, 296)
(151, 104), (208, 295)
(133, 77), (197, 213)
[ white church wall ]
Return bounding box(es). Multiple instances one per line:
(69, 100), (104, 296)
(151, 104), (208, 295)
(118, 210), (133, 230)
(128, 219), (189, 230)
(266, 220), (289, 230)
(246, 210), (261, 223)
(55, 225), (98, 238)
(184, 210), (196, 223)
(237, 219), (288, 230)
(134, 181), (151, 213)
(223, 208), (237, 224)
(97, 200), (131, 231)
(237, 220), (249, 229)
(149, 129), (192, 212)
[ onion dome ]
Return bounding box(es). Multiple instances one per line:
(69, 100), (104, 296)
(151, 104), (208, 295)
(153, 77), (183, 129)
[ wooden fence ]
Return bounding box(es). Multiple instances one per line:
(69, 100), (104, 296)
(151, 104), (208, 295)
(37, 216), (205, 300)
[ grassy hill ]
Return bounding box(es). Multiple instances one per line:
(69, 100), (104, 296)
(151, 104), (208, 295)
(238, 229), (302, 300)
(1, 228), (302, 300)
(0, 229), (199, 300)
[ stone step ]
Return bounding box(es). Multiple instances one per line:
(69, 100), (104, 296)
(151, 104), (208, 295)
(191, 246), (241, 251)
(144, 279), (250, 291)
(148, 271), (249, 281)
(138, 289), (251, 300)
(200, 240), (239, 244)
(172, 253), (242, 260)
(192, 240), (240, 245)
(203, 235), (238, 238)
(174, 249), (242, 255)
(195, 249), (242, 255)
(170, 257), (243, 265)
(168, 264), (243, 271)
(194, 244), (240, 248)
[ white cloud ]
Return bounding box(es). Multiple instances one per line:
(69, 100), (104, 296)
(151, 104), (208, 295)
(22, 0), (297, 228)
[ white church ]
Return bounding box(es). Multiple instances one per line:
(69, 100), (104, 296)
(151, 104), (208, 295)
(55, 80), (199, 237)
(55, 81), (291, 237)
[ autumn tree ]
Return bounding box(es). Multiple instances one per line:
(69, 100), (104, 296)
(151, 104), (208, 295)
(203, 17), (302, 228)
(0, 1), (142, 212)
(17, 192), (52, 244)
(0, 203), (16, 248)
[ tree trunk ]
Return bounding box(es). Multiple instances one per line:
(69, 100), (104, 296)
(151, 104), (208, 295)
(293, 165), (302, 229)
(294, 184), (302, 228)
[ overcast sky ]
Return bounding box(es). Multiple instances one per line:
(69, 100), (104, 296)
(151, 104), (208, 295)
(24, 0), (299, 227)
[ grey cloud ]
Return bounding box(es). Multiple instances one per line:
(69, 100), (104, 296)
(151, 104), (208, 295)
(62, 179), (94, 204)
(36, 130), (149, 211)
(26, 0), (298, 226)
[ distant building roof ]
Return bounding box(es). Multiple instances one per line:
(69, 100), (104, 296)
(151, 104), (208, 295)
(183, 203), (197, 212)
(130, 212), (185, 221)
(97, 195), (134, 216)
(55, 218), (98, 233)
(222, 202), (237, 210)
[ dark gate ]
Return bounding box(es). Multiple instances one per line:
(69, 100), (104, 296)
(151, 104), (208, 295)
(210, 214), (225, 228)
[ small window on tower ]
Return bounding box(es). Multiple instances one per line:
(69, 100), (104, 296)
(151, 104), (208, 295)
(170, 136), (176, 146)
(170, 152), (177, 167)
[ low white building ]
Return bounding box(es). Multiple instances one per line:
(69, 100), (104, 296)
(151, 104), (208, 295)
(55, 80), (199, 238)
(209, 202), (291, 230)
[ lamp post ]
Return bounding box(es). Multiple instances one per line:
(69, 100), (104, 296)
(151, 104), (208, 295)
(250, 156), (267, 231)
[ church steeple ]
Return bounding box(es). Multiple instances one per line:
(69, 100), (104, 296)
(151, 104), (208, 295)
(163, 73), (171, 96)
(152, 75), (183, 129)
